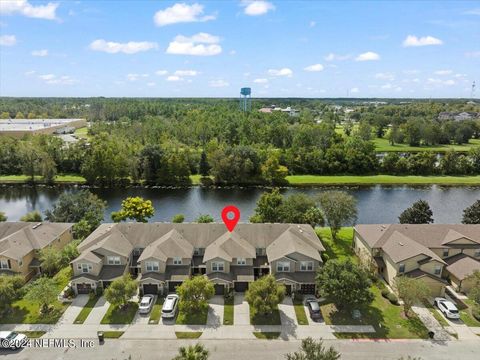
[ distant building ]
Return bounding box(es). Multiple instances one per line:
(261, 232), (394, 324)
(0, 118), (86, 138)
(437, 112), (479, 121)
(258, 104), (299, 117)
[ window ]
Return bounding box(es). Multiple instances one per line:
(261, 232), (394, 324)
(300, 261), (314, 271)
(212, 262), (224, 272)
(77, 263), (92, 273)
(277, 261), (290, 272)
(193, 248), (200, 255)
(237, 258), (246, 265)
(17, 259), (23, 267)
(0, 259), (9, 269)
(475, 249), (480, 258)
(146, 261), (159, 271)
(443, 249), (449, 257)
(434, 265), (442, 275)
(256, 248), (266, 256)
(398, 263), (405, 273)
(107, 256), (121, 265)
(173, 257), (182, 265)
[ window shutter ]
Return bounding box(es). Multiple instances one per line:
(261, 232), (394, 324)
(7, 259), (11, 269)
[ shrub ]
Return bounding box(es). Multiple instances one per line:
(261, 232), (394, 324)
(381, 288), (390, 298)
(387, 292), (399, 305)
(472, 306), (480, 322)
(96, 286), (104, 296)
(321, 253), (330, 262)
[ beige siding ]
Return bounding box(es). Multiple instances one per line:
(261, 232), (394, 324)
(383, 254), (398, 285)
(446, 238), (478, 245)
(271, 257), (294, 275)
(430, 248), (462, 259)
(419, 260), (443, 278)
(419, 276), (445, 296)
(92, 248), (128, 265)
(140, 257), (166, 273)
(165, 257), (191, 266)
(72, 259), (103, 277)
(232, 258), (253, 266)
(463, 248), (480, 259)
(206, 258), (231, 274)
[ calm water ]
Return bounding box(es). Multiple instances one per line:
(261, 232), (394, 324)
(0, 185), (479, 224)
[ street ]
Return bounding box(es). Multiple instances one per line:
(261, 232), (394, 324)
(1, 338), (480, 360)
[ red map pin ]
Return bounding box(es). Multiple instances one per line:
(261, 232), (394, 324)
(221, 205), (240, 232)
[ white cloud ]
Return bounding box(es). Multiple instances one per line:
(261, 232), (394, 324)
(153, 3), (216, 26)
(166, 32), (222, 56)
(427, 78), (455, 86)
(355, 51), (380, 61)
(253, 78), (268, 83)
(209, 79), (229, 87)
(350, 87), (360, 93)
(146, 82), (156, 87)
(155, 70), (168, 76)
(465, 51), (480, 58)
(268, 68), (293, 77)
(89, 39), (158, 54)
(304, 64), (324, 72)
(167, 75), (182, 82)
(24, 70), (36, 76)
(434, 69), (452, 76)
(39, 73), (76, 85)
(0, 0), (58, 20)
(174, 70), (198, 76)
(31, 49), (48, 57)
(375, 72), (395, 81)
(463, 8), (480, 15)
(241, 1), (275, 16)
(126, 73), (149, 81)
(402, 35), (443, 47)
(0, 34), (16, 46)
(309, 21), (316, 27)
(324, 53), (350, 61)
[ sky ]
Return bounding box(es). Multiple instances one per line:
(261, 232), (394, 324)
(0, 0), (479, 98)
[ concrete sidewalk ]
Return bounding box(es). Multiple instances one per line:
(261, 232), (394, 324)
(234, 294), (250, 325)
(57, 295), (89, 325)
(207, 296), (224, 327)
(84, 296), (110, 324)
(278, 297), (298, 326)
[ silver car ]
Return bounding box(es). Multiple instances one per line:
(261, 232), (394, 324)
(0, 331), (27, 350)
(434, 297), (460, 319)
(138, 295), (155, 314)
(161, 294), (179, 319)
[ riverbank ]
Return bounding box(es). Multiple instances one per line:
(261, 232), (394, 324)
(1, 174), (479, 186)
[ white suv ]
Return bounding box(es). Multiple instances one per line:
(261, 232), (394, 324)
(161, 294), (179, 319)
(434, 297), (460, 319)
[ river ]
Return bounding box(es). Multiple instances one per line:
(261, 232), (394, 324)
(1, 185), (479, 224)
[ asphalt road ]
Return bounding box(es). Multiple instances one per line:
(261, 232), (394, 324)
(2, 339), (480, 360)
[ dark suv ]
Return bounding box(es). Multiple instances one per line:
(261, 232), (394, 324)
(306, 299), (322, 322)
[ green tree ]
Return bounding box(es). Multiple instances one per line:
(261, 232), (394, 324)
(250, 188), (283, 223)
(40, 153), (57, 184)
(261, 153), (288, 185)
(172, 214), (185, 223)
(20, 210), (42, 222)
(25, 277), (58, 314)
(0, 212), (6, 222)
(111, 196), (155, 223)
(462, 200), (480, 224)
(398, 200), (434, 224)
(73, 219), (92, 240)
(60, 240), (81, 267)
(0, 275), (24, 312)
(245, 274), (286, 315)
(394, 276), (430, 317)
(176, 276), (215, 314)
(45, 190), (106, 231)
(280, 193), (324, 226)
(19, 142), (42, 183)
(38, 247), (62, 276)
(104, 274), (138, 309)
(466, 271), (480, 305)
(317, 191), (358, 240)
(355, 121), (372, 141)
(195, 214), (214, 223)
(285, 337), (341, 360)
(172, 343), (209, 360)
(316, 259), (374, 310)
(199, 151), (210, 177)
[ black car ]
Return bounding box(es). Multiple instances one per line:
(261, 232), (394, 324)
(306, 299), (322, 322)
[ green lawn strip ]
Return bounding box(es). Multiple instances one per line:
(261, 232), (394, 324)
(253, 332), (281, 339)
(148, 296), (165, 324)
(223, 297), (234, 325)
(316, 227), (355, 262)
(101, 331), (124, 339)
(424, 302), (449, 327)
(373, 137), (480, 153)
(18, 331), (46, 338)
(250, 305), (281, 325)
(0, 174), (86, 184)
(175, 332), (203, 339)
(100, 302), (138, 324)
(286, 175), (480, 186)
(176, 306), (208, 325)
(321, 286), (428, 339)
(74, 295), (101, 324)
(0, 267), (72, 324)
(293, 298), (308, 325)
(459, 299), (480, 327)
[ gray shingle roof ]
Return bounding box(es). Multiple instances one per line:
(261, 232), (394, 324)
(445, 254), (480, 281)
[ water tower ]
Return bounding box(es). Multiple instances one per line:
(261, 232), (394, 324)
(240, 87), (252, 112)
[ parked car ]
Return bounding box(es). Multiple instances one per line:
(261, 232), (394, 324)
(161, 294), (179, 319)
(138, 295), (155, 314)
(0, 331), (27, 350)
(434, 297), (460, 319)
(306, 299), (322, 322)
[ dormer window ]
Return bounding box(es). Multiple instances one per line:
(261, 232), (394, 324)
(237, 258), (246, 265)
(277, 261), (290, 272)
(146, 261), (159, 271)
(300, 261), (314, 271)
(212, 262), (224, 272)
(443, 249), (449, 257)
(173, 257), (182, 265)
(77, 263), (92, 273)
(434, 265), (442, 275)
(256, 248), (266, 256)
(107, 256), (121, 265)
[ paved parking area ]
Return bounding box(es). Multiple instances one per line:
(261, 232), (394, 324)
(234, 294), (250, 325)
(84, 296), (110, 324)
(207, 295), (224, 326)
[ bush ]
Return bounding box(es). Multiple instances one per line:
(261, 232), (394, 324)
(200, 176), (214, 186)
(472, 306), (480, 322)
(381, 288), (390, 298)
(387, 292), (399, 305)
(96, 286), (104, 296)
(321, 253), (330, 262)
(64, 287), (75, 299)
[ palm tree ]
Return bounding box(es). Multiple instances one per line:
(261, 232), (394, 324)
(172, 344), (209, 360)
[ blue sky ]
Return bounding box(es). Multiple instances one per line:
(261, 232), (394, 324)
(0, 0), (479, 98)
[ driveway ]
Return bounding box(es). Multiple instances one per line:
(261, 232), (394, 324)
(83, 296), (110, 324)
(278, 297), (297, 326)
(411, 304), (451, 341)
(234, 294), (250, 325)
(57, 294), (89, 324)
(207, 295), (224, 327)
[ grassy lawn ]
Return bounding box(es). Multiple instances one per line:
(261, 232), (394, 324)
(424, 301), (449, 327)
(176, 306), (208, 325)
(102, 331), (124, 339)
(253, 332), (281, 339)
(100, 302), (138, 324)
(0, 267), (72, 324)
(293, 298), (308, 325)
(148, 296), (165, 325)
(175, 332), (203, 339)
(316, 227), (355, 262)
(74, 295), (101, 324)
(286, 174), (480, 186)
(321, 286), (429, 339)
(223, 296), (234, 325)
(0, 174), (86, 184)
(373, 137), (480, 153)
(19, 331), (46, 338)
(459, 299), (480, 327)
(74, 127), (89, 139)
(250, 305), (282, 325)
